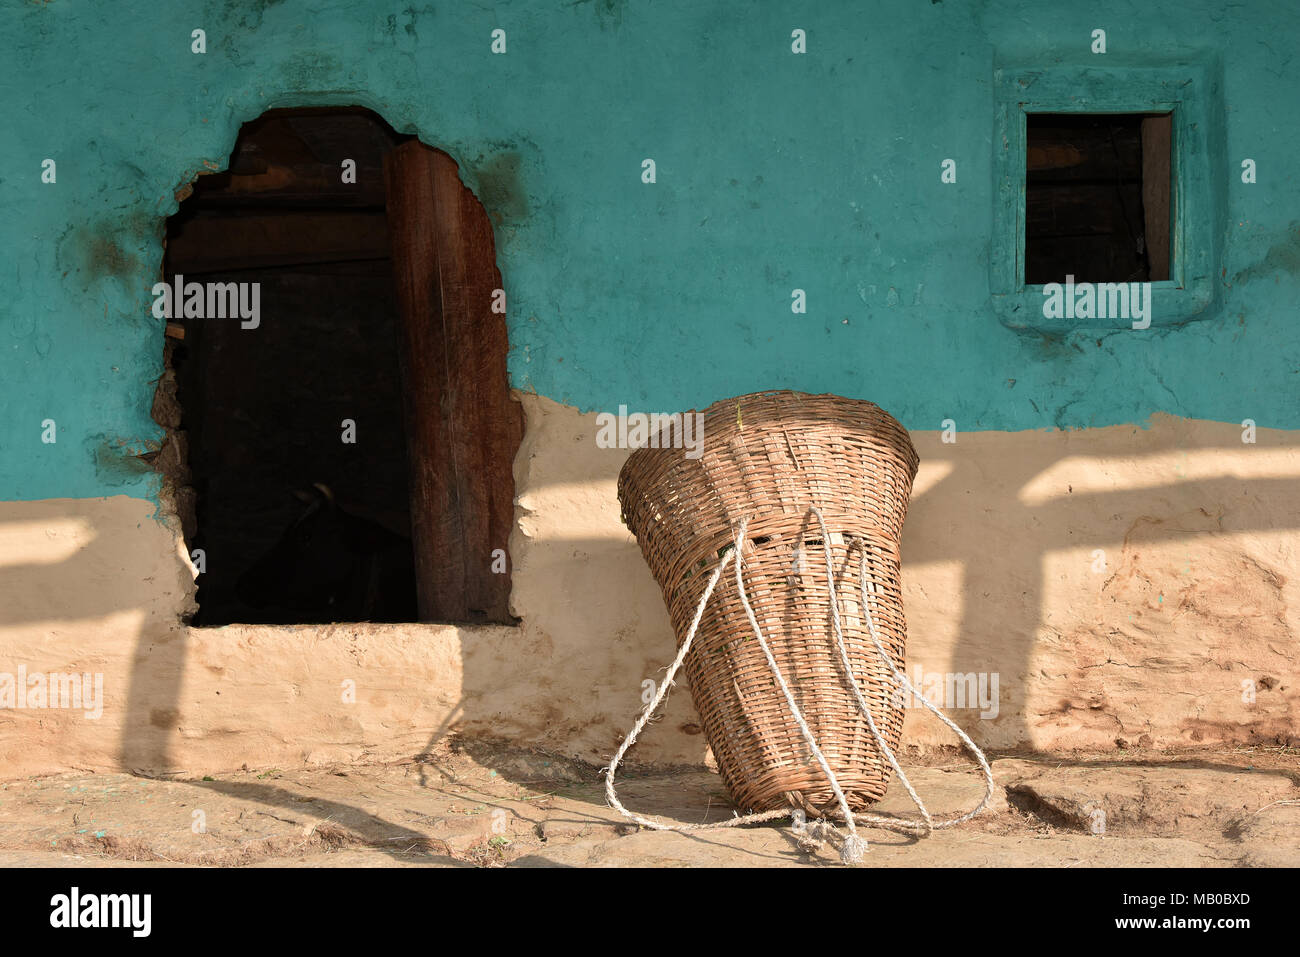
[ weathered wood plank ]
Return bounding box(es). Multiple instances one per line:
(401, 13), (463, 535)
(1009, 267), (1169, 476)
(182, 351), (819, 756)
(166, 210), (391, 273)
(384, 141), (521, 623)
(1142, 113), (1172, 281)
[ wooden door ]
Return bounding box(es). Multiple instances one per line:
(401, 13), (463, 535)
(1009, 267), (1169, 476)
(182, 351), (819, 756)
(383, 142), (522, 623)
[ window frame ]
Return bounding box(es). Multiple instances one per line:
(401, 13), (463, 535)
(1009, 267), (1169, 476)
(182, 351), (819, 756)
(991, 61), (1219, 331)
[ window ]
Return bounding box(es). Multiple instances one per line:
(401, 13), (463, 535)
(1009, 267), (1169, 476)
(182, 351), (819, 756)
(991, 61), (1222, 330)
(1025, 112), (1171, 285)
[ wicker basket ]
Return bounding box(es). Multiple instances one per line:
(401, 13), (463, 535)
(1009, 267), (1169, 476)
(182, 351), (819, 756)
(618, 391), (920, 816)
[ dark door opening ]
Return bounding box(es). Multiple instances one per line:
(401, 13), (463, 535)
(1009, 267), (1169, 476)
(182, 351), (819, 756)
(157, 107), (521, 626)
(1025, 112), (1172, 285)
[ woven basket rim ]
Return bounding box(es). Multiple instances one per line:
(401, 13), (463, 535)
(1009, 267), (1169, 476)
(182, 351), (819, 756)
(620, 390), (919, 480)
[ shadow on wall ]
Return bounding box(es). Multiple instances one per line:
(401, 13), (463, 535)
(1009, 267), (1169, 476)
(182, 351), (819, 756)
(0, 415), (1296, 808)
(0, 497), (195, 772)
(903, 418), (1300, 750)
(435, 405), (1300, 778)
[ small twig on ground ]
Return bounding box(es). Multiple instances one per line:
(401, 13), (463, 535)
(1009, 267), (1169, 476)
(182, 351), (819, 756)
(1249, 800), (1300, 817)
(700, 796), (715, 825)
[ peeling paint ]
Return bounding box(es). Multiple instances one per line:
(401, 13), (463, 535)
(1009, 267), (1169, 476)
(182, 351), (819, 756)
(1233, 221), (1300, 284)
(474, 150), (529, 226)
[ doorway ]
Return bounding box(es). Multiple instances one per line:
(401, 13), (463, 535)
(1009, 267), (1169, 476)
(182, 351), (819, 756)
(155, 107), (522, 626)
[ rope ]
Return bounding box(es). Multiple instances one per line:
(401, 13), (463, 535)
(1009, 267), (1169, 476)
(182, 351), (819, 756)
(603, 547), (791, 833)
(811, 507), (996, 835)
(603, 507), (996, 863)
(730, 517), (867, 858)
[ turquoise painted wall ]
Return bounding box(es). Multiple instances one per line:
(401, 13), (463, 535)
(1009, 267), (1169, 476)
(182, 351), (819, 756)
(1, 0), (1297, 502)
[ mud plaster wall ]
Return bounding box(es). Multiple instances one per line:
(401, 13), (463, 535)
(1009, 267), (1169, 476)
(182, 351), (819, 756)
(0, 396), (1295, 777)
(0, 0), (1298, 774)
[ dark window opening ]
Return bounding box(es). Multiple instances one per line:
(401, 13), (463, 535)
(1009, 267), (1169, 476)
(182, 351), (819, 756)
(156, 107), (522, 627)
(1025, 112), (1172, 285)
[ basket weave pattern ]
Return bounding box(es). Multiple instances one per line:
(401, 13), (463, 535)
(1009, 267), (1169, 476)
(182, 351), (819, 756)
(618, 391), (920, 815)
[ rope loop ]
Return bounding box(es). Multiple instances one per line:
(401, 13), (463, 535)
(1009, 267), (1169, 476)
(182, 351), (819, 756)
(604, 507), (995, 862)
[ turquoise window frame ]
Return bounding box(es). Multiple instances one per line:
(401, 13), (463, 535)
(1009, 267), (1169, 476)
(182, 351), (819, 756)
(991, 61), (1220, 331)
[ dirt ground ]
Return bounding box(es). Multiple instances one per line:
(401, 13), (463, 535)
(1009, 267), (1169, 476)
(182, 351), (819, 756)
(0, 739), (1296, 868)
